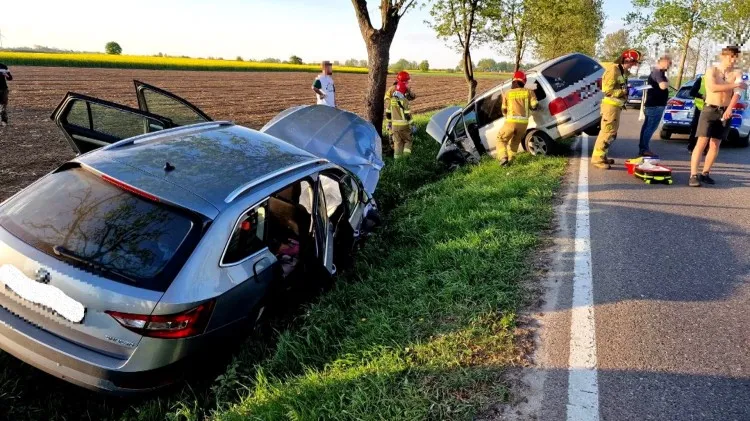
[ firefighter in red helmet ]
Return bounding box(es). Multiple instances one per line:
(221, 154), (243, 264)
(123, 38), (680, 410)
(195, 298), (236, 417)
(386, 74), (415, 158)
(496, 70), (539, 165)
(592, 49), (642, 169)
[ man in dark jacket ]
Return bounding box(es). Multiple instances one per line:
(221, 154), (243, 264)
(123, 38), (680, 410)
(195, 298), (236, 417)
(0, 63), (12, 127)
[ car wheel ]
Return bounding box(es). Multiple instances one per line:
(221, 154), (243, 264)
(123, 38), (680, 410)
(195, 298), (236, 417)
(737, 134), (750, 148)
(524, 130), (554, 156)
(660, 129), (671, 140)
(584, 125), (600, 136)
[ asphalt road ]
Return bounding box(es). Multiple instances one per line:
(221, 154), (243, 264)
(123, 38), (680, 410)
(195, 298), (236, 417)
(534, 109), (750, 421)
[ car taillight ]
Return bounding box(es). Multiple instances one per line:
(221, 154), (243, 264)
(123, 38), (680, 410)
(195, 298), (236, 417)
(106, 301), (215, 339)
(596, 78), (602, 89)
(667, 99), (684, 107)
(549, 97), (569, 116)
(733, 103), (746, 112)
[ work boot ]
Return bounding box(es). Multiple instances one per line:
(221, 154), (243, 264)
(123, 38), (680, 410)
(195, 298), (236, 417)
(689, 175), (701, 187)
(592, 161), (611, 170)
(640, 150), (656, 157)
(699, 172), (715, 185)
(498, 158), (509, 167)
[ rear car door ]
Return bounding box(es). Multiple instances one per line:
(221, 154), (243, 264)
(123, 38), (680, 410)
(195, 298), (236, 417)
(51, 94), (174, 154)
(314, 177), (336, 276)
(135, 80), (212, 126)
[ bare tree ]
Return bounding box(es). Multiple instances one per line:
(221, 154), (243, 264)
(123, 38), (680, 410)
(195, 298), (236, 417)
(351, 0), (419, 137)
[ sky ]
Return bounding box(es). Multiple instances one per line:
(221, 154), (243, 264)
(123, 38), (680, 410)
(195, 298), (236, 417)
(0, 0), (632, 69)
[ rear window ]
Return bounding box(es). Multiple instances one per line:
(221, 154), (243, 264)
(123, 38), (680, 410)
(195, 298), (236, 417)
(676, 87), (693, 99)
(0, 168), (201, 291)
(541, 54), (602, 93)
(630, 80), (645, 86)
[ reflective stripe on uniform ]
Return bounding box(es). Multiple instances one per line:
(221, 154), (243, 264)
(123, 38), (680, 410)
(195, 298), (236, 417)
(506, 116), (529, 123)
(603, 97), (625, 106)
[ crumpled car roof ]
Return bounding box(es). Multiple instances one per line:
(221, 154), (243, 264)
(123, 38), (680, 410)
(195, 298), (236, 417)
(261, 105), (384, 195)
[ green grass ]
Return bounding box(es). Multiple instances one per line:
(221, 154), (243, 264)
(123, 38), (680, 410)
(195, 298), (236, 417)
(0, 114), (566, 420)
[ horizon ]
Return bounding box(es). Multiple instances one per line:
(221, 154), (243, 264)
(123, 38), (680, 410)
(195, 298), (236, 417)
(0, 0), (631, 69)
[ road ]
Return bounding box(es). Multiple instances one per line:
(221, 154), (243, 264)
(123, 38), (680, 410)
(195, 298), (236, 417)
(533, 109), (750, 421)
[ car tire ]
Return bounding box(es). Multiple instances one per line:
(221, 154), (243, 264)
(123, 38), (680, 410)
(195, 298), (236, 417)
(738, 134), (750, 148)
(660, 129), (671, 140)
(583, 125), (600, 136)
(524, 130), (555, 156)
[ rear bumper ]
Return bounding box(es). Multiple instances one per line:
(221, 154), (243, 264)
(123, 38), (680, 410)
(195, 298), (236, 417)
(661, 121), (692, 134)
(552, 107), (602, 140)
(0, 305), (239, 394)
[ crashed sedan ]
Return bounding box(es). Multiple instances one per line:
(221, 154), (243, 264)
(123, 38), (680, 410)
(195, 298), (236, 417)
(0, 82), (382, 394)
(428, 53), (605, 165)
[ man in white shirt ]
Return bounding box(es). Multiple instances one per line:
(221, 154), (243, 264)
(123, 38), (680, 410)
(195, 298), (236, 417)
(312, 61), (336, 107)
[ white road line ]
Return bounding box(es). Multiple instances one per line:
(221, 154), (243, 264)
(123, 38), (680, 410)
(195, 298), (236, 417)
(566, 134), (600, 421)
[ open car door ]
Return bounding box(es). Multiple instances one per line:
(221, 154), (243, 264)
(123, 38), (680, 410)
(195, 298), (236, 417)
(51, 93), (175, 155)
(134, 80), (212, 126)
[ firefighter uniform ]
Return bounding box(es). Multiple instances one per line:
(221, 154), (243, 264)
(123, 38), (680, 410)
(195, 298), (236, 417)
(387, 90), (413, 158)
(592, 62), (628, 168)
(497, 82), (538, 164)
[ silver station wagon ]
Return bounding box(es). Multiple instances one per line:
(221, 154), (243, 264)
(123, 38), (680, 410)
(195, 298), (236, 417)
(0, 82), (383, 394)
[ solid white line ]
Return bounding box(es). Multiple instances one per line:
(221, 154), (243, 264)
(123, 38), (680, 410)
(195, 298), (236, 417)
(566, 134), (600, 421)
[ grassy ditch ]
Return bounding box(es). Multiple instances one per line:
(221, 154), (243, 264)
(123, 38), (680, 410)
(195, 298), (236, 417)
(0, 114), (566, 420)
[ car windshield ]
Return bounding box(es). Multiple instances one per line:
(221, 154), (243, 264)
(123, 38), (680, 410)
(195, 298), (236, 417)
(0, 168), (200, 291)
(541, 54), (602, 92)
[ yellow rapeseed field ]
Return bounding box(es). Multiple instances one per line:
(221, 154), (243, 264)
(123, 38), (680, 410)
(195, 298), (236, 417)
(0, 52), (368, 74)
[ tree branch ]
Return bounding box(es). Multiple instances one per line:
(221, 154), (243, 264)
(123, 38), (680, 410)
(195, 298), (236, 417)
(351, 0), (375, 31)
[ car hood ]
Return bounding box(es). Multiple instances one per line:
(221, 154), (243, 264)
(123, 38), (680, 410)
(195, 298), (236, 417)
(261, 105), (384, 195)
(427, 106), (462, 143)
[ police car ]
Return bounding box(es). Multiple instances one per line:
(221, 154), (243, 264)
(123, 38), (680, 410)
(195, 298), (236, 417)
(660, 75), (750, 147)
(625, 78), (646, 109)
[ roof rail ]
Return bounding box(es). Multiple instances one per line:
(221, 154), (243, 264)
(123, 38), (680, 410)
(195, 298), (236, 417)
(224, 158), (327, 204)
(108, 121), (235, 149)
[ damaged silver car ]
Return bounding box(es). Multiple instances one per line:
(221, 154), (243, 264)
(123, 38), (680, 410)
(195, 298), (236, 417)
(428, 53), (605, 165)
(0, 82), (381, 394)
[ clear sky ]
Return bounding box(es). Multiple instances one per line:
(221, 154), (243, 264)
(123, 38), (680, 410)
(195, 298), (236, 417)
(0, 0), (632, 68)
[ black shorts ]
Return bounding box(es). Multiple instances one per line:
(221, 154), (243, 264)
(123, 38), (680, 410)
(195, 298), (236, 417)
(696, 105), (731, 141)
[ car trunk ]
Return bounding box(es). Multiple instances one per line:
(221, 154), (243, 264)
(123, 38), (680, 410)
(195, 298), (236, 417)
(261, 105), (384, 195)
(0, 167), (202, 359)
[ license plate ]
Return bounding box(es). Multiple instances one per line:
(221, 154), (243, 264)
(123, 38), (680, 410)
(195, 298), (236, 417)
(0, 264), (85, 323)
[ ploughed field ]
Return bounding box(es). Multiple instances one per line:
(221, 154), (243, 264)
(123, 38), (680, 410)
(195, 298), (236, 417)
(0, 66), (498, 201)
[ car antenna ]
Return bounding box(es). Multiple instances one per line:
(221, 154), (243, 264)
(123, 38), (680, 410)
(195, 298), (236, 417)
(164, 162), (175, 172)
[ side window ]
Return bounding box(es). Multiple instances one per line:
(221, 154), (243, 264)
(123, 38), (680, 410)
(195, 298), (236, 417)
(142, 89), (207, 126)
(320, 174), (343, 217)
(222, 203), (268, 265)
(463, 105), (478, 130)
(476, 90), (503, 128)
(340, 175), (361, 216)
(541, 54), (602, 92)
(65, 100), (91, 129)
(532, 79), (547, 101)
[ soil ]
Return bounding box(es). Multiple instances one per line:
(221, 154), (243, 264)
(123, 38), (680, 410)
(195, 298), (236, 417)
(0, 66), (498, 201)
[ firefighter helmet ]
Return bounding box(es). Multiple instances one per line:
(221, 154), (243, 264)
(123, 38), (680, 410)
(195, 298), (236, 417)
(396, 81), (409, 95)
(396, 71), (411, 82)
(621, 49), (642, 63)
(512, 71), (527, 84)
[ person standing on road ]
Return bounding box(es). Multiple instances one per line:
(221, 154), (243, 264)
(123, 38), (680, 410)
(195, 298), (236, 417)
(312, 61), (336, 108)
(689, 46), (747, 187)
(638, 56), (672, 157)
(592, 49), (642, 169)
(687, 74), (706, 153)
(0, 63), (13, 127)
(386, 75), (415, 158)
(496, 71), (538, 166)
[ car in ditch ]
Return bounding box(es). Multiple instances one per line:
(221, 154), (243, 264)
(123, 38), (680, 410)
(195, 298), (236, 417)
(0, 81), (383, 394)
(427, 53), (605, 165)
(659, 76), (750, 147)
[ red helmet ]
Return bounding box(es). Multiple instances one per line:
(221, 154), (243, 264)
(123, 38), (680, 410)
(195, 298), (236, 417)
(512, 71), (527, 84)
(396, 71), (411, 82)
(621, 49), (642, 63)
(396, 82), (409, 95)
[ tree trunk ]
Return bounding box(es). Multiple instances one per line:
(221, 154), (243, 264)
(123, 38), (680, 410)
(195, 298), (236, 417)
(463, 47), (477, 103)
(675, 18), (694, 88)
(364, 36), (392, 140)
(514, 34), (524, 72)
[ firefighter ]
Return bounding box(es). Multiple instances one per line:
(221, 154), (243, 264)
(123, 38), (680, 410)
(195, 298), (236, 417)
(385, 71), (417, 102)
(496, 70), (539, 166)
(592, 49), (642, 169)
(386, 75), (415, 158)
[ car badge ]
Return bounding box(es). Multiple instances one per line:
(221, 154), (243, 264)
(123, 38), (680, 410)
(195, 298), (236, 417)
(35, 268), (51, 284)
